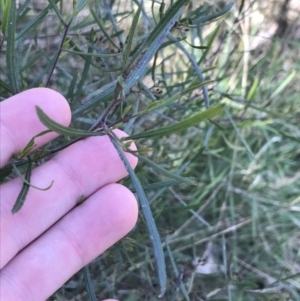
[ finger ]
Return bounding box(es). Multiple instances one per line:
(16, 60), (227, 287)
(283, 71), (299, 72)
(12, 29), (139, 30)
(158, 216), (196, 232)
(0, 130), (138, 268)
(0, 183), (138, 301)
(0, 88), (71, 167)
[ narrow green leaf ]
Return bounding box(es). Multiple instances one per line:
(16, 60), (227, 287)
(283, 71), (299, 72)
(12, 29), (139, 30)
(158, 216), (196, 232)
(159, 1), (165, 20)
(129, 178), (193, 193)
(31, 148), (47, 162)
(184, 3), (208, 20)
(190, 3), (233, 25)
(225, 109), (254, 160)
(109, 132), (167, 297)
(66, 72), (78, 101)
(270, 70), (296, 99)
(15, 130), (52, 159)
(166, 241), (190, 301)
(20, 49), (46, 72)
(157, 37), (186, 51)
(0, 166), (13, 183)
(83, 266), (97, 301)
(90, 9), (118, 49)
(126, 103), (225, 140)
(70, 14), (95, 31)
(75, 30), (94, 102)
(121, 104), (133, 118)
(0, 78), (12, 94)
(246, 78), (259, 101)
(72, 81), (116, 118)
(167, 33), (210, 108)
(6, 0), (21, 94)
(122, 3), (142, 70)
(187, 68), (216, 88)
(11, 159), (54, 191)
(143, 81), (212, 114)
(134, 154), (196, 185)
(74, 0), (90, 15)
(45, 17), (74, 87)
(16, 0), (30, 17)
(198, 25), (220, 65)
(11, 157), (32, 213)
(62, 48), (120, 58)
(48, 0), (66, 26)
(238, 0), (245, 15)
(28, 54), (54, 88)
(36, 106), (103, 137)
(1, 0), (12, 35)
(184, 40), (209, 49)
(144, 0), (188, 51)
(16, 0), (60, 40)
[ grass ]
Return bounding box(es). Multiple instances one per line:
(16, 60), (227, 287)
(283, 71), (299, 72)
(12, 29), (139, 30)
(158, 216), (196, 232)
(1, 0), (300, 300)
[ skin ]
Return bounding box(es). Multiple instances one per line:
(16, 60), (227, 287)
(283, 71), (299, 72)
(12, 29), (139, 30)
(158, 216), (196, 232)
(0, 88), (138, 301)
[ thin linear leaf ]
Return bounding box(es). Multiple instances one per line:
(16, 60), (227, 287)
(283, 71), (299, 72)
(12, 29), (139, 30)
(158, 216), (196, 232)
(6, 0), (21, 94)
(28, 54), (54, 88)
(0, 166), (13, 183)
(20, 49), (46, 72)
(48, 0), (66, 26)
(167, 33), (210, 108)
(184, 3), (208, 20)
(121, 104), (133, 118)
(1, 0), (12, 35)
(12, 157), (32, 213)
(83, 266), (97, 301)
(198, 25), (220, 65)
(103, 0), (124, 46)
(16, 0), (60, 40)
(0, 78), (12, 94)
(75, 30), (94, 102)
(70, 15), (95, 31)
(16, 0), (30, 16)
(270, 71), (296, 99)
(238, 0), (245, 15)
(184, 39), (209, 49)
(126, 103), (225, 140)
(72, 81), (116, 118)
(15, 130), (52, 159)
(11, 159), (54, 191)
(62, 48), (120, 58)
(143, 81), (212, 114)
(225, 109), (254, 160)
(129, 178), (194, 193)
(159, 0), (165, 20)
(157, 36), (187, 51)
(74, 0), (90, 16)
(109, 132), (167, 297)
(66, 72), (78, 101)
(190, 3), (233, 26)
(246, 78), (259, 101)
(123, 3), (142, 70)
(90, 8), (118, 49)
(143, 0), (188, 51)
(134, 153), (196, 185)
(45, 17), (74, 87)
(166, 241), (190, 301)
(36, 106), (103, 137)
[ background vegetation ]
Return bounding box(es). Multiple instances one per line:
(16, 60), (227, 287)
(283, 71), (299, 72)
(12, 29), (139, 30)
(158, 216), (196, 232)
(1, 0), (299, 300)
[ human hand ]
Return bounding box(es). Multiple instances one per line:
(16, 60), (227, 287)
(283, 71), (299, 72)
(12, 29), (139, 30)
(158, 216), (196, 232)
(0, 88), (138, 301)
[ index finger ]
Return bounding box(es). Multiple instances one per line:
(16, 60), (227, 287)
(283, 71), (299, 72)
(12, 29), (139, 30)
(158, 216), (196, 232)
(0, 88), (71, 167)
